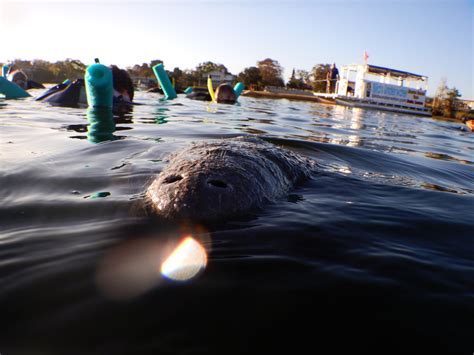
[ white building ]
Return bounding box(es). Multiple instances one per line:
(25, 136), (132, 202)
(316, 63), (431, 116)
(202, 70), (235, 87)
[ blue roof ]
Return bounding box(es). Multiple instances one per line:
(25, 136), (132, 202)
(367, 64), (426, 79)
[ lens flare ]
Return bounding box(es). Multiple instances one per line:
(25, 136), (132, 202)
(161, 236), (207, 281)
(96, 230), (210, 300)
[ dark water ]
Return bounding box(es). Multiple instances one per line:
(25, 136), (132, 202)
(1, 91), (473, 354)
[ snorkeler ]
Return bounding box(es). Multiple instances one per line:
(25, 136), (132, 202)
(36, 64), (134, 107)
(186, 83), (237, 104)
(463, 115), (474, 131)
(110, 65), (134, 104)
(6, 64), (44, 90)
(214, 83), (237, 104)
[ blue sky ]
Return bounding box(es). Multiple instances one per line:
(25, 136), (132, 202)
(1, 0), (472, 98)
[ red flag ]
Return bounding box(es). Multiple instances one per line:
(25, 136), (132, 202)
(363, 51), (369, 64)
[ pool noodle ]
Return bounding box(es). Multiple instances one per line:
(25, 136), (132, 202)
(233, 82), (245, 98)
(207, 76), (216, 103)
(0, 76), (31, 99)
(84, 64), (113, 108)
(152, 64), (177, 100)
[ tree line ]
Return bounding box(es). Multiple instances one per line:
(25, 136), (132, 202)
(4, 58), (465, 113)
(1, 58), (334, 92)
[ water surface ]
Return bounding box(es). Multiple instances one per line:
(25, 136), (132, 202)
(1, 91), (473, 354)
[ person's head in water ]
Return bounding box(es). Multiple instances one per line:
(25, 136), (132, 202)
(215, 83), (237, 104)
(7, 65), (28, 90)
(110, 65), (134, 102)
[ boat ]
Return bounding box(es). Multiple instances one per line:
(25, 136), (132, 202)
(315, 64), (432, 116)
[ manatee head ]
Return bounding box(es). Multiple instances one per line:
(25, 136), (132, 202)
(215, 84), (237, 104)
(146, 137), (313, 222)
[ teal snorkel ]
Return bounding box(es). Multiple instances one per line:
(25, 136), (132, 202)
(84, 60), (113, 108)
(152, 63), (177, 100)
(233, 82), (245, 98)
(0, 76), (31, 99)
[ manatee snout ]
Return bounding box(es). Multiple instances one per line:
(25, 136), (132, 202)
(146, 137), (314, 222)
(148, 168), (255, 221)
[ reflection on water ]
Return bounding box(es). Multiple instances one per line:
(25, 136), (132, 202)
(424, 151), (472, 164)
(86, 108), (117, 143)
(155, 107), (169, 125)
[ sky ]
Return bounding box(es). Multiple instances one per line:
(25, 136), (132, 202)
(0, 0), (472, 98)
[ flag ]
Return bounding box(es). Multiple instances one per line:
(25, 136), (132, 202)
(363, 51), (369, 64)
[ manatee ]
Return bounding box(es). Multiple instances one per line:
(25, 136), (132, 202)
(146, 136), (314, 222)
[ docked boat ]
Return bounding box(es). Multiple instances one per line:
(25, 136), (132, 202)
(315, 64), (432, 116)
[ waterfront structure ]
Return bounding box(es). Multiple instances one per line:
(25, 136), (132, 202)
(315, 64), (432, 116)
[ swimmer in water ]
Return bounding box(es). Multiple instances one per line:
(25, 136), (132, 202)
(215, 83), (237, 104)
(7, 65), (29, 90)
(110, 65), (134, 104)
(186, 83), (237, 104)
(463, 115), (474, 132)
(36, 64), (134, 107)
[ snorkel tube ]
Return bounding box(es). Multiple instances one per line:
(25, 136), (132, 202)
(207, 75), (216, 103)
(233, 82), (245, 98)
(152, 63), (177, 100)
(84, 63), (113, 108)
(0, 76), (31, 99)
(2, 64), (9, 77)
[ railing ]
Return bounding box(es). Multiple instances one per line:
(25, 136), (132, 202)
(265, 86), (314, 96)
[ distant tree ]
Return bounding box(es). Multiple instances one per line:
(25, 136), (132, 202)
(287, 68), (298, 89)
(188, 61), (230, 86)
(169, 67), (193, 92)
(257, 58), (284, 87)
(150, 59), (163, 68)
(57, 59), (86, 81)
(9, 58), (86, 83)
(311, 63), (331, 92)
(127, 63), (153, 79)
(433, 78), (462, 117)
(237, 66), (262, 90)
(287, 68), (312, 90)
(297, 70), (312, 88)
(195, 61), (228, 75)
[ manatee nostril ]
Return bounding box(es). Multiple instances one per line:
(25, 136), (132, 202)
(163, 175), (183, 184)
(207, 179), (228, 188)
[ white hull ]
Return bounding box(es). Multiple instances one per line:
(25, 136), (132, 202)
(335, 97), (432, 117)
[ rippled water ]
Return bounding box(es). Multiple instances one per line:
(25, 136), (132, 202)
(1, 90), (473, 354)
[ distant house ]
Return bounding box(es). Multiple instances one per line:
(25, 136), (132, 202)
(202, 70), (235, 87)
(460, 99), (474, 110)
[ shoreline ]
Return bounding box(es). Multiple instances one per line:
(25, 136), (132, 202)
(241, 90), (473, 125)
(241, 90), (335, 105)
